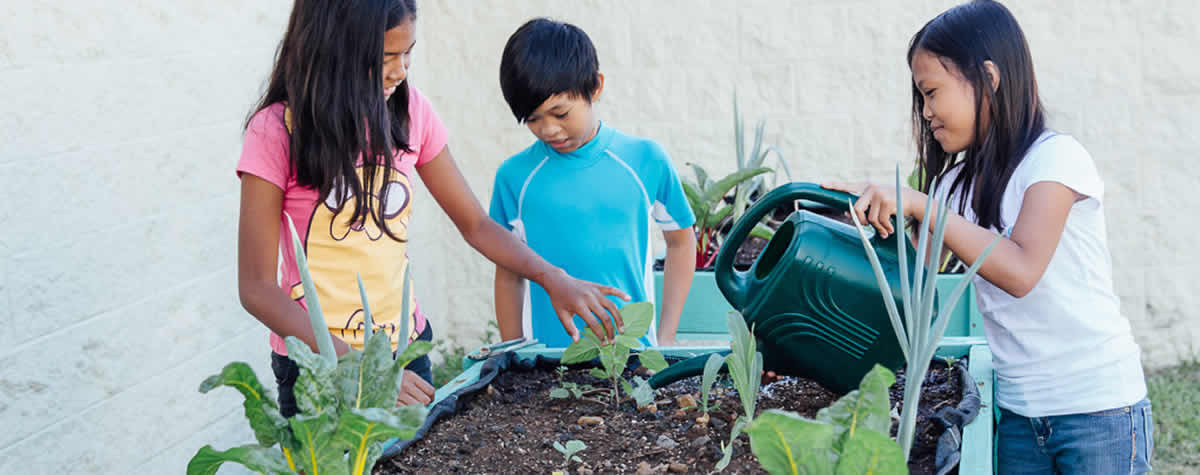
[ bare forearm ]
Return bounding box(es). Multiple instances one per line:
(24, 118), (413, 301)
(239, 280), (351, 356)
(493, 266), (527, 341)
(919, 206), (1044, 298)
(659, 229), (697, 344)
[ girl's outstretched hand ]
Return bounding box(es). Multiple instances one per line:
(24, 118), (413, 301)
(822, 182), (928, 239)
(538, 268), (631, 345)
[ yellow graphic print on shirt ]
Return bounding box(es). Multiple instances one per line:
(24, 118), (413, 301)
(287, 164), (422, 351)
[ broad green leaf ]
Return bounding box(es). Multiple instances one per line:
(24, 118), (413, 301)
(186, 444), (292, 475)
(389, 340), (434, 395)
(197, 362), (289, 447)
(816, 365), (895, 451)
(630, 376), (656, 408)
(549, 388), (571, 399)
(701, 353), (725, 412)
(637, 349), (669, 372)
(289, 413), (347, 475)
(588, 367), (610, 380)
(618, 302), (655, 339)
(599, 344), (632, 377)
(617, 334), (643, 349)
(285, 336), (339, 416)
(746, 410), (838, 475)
(333, 406), (426, 475)
(834, 429), (906, 475)
(353, 322), (398, 409)
(562, 334), (602, 365)
(706, 204), (734, 228)
(553, 441), (566, 452)
(703, 167), (773, 209)
(620, 378), (635, 397)
(565, 440), (586, 453)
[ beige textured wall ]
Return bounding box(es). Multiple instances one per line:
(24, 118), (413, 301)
(1, 1), (1195, 472)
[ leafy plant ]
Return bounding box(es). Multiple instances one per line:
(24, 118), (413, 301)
(848, 164), (999, 462)
(552, 440), (587, 469)
(560, 302), (670, 406)
(186, 219), (431, 475)
(744, 365), (905, 475)
(682, 163), (774, 269)
(716, 311), (763, 471)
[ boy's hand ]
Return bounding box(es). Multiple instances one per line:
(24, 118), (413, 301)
(538, 268), (630, 344)
(396, 369), (435, 406)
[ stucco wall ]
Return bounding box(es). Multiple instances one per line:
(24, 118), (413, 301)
(1, 1), (1195, 472)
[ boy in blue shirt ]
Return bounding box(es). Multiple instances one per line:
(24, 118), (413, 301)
(490, 18), (697, 348)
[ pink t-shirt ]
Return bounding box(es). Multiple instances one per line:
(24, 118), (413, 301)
(236, 86), (448, 355)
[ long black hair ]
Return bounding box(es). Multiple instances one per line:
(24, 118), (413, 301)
(250, 0), (418, 241)
(908, 0), (1045, 231)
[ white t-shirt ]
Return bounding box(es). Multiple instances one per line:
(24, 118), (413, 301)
(934, 131), (1146, 417)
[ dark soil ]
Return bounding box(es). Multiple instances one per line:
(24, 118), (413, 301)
(378, 359), (964, 475)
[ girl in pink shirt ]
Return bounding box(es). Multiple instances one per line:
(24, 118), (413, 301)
(236, 0), (630, 416)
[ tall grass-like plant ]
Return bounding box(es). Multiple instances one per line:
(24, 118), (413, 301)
(848, 165), (999, 462)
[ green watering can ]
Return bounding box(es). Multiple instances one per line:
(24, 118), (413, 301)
(649, 183), (929, 393)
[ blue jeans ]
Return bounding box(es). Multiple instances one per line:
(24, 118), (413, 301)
(998, 398), (1154, 474)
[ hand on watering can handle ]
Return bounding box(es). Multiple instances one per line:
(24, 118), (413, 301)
(539, 267), (630, 344)
(821, 182), (929, 240)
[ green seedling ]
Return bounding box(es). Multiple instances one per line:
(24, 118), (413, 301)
(716, 311), (763, 471)
(560, 302), (669, 407)
(553, 440), (587, 469)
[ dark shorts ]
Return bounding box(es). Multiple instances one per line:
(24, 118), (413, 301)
(271, 323), (434, 418)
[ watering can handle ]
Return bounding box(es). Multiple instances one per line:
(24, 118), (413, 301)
(715, 182), (883, 309)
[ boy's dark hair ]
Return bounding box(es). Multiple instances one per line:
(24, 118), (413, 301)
(499, 18), (600, 123)
(250, 0), (418, 242)
(908, 0), (1046, 231)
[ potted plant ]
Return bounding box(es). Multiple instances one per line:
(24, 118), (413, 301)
(653, 95), (793, 341)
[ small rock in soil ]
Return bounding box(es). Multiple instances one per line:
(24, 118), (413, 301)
(578, 416), (604, 426)
(577, 468), (594, 475)
(512, 424), (526, 434)
(690, 435), (711, 447)
(636, 461), (655, 475)
(487, 384), (498, 395)
(639, 403), (657, 413)
(557, 432), (573, 441)
(676, 394), (698, 409)
(671, 409), (687, 419)
(689, 423), (707, 435)
(696, 412), (710, 427)
(656, 434), (679, 449)
(669, 462), (689, 473)
(711, 418), (727, 429)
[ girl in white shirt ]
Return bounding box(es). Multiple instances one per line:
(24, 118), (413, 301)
(826, 1), (1153, 473)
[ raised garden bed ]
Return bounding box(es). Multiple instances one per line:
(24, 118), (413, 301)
(375, 342), (995, 475)
(379, 356), (966, 474)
